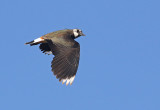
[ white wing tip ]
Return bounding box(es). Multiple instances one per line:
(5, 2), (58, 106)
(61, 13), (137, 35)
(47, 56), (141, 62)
(61, 75), (76, 86)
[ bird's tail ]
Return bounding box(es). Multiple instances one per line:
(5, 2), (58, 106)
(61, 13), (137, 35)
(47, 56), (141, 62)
(25, 37), (45, 46)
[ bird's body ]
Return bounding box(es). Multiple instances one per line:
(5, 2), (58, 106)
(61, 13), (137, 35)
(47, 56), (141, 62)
(25, 29), (85, 85)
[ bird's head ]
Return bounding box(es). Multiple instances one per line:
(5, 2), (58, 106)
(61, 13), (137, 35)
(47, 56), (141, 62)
(73, 29), (85, 38)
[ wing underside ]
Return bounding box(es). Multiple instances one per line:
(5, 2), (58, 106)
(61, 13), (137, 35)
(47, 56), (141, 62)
(47, 40), (80, 85)
(51, 49), (79, 85)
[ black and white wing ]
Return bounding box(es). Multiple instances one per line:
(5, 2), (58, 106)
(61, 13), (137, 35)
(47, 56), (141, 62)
(47, 40), (80, 85)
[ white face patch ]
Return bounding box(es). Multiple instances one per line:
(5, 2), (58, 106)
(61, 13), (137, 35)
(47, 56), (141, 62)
(73, 29), (79, 37)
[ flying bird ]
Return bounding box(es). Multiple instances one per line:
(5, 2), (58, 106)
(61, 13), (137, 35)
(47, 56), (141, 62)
(25, 29), (85, 85)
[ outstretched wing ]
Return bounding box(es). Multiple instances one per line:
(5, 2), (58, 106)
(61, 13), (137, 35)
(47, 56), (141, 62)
(47, 40), (80, 85)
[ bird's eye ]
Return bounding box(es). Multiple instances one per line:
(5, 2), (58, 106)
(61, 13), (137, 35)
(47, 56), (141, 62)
(77, 30), (79, 33)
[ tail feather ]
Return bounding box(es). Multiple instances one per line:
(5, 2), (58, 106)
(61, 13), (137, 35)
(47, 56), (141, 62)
(25, 40), (39, 46)
(25, 40), (34, 45)
(25, 37), (45, 46)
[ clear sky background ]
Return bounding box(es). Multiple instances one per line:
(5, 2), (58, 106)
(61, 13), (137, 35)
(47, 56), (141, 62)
(0, 0), (160, 110)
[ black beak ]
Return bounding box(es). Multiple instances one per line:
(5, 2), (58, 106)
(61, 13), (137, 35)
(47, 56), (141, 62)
(80, 32), (85, 36)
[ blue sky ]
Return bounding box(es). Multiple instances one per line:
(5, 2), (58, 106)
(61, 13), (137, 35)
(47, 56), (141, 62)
(0, 0), (160, 110)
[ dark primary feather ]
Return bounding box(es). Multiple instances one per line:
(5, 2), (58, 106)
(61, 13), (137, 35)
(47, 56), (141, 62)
(39, 43), (51, 54)
(46, 39), (80, 81)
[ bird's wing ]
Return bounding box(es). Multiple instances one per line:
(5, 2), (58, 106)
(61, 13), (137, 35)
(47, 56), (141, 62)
(39, 43), (52, 55)
(47, 40), (80, 85)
